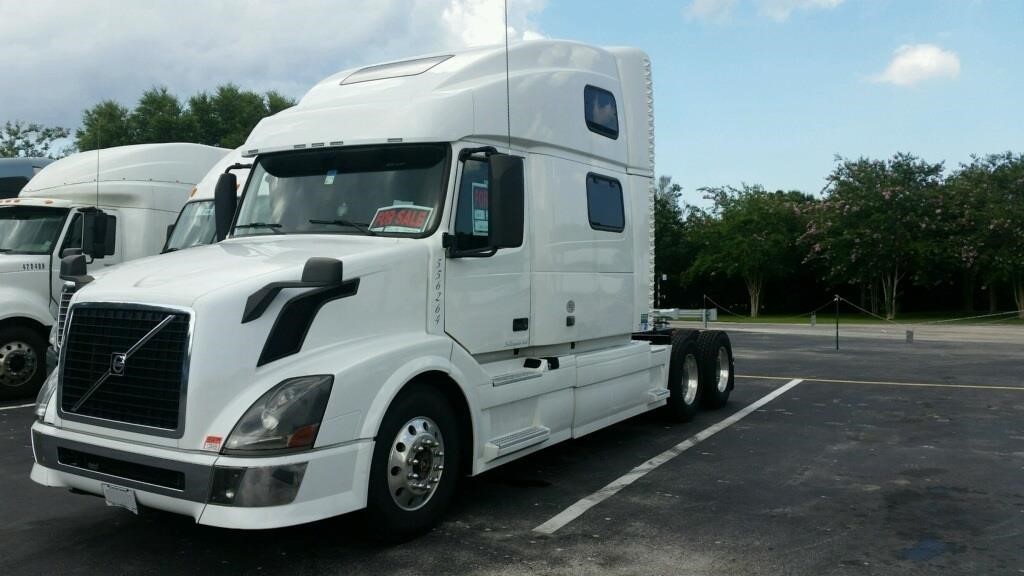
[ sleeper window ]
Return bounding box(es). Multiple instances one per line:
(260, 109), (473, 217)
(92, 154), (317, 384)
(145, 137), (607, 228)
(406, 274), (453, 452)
(586, 174), (624, 233)
(584, 85), (619, 139)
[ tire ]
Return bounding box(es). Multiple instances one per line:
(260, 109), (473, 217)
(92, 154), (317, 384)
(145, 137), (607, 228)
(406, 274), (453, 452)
(672, 328), (698, 344)
(365, 383), (462, 542)
(696, 330), (735, 409)
(663, 333), (702, 423)
(0, 325), (47, 401)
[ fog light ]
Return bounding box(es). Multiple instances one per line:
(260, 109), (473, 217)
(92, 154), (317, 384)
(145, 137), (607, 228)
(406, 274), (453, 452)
(208, 463), (307, 507)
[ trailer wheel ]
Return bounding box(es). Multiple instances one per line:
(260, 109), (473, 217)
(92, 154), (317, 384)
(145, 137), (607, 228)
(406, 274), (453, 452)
(663, 333), (702, 422)
(696, 330), (734, 409)
(0, 326), (46, 400)
(365, 383), (462, 541)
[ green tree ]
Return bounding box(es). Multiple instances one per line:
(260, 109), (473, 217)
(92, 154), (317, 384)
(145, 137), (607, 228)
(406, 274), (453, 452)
(684, 184), (812, 318)
(804, 153), (944, 319)
(75, 100), (134, 151)
(0, 120), (71, 158)
(131, 87), (188, 143)
(948, 153), (1024, 317)
(78, 85), (297, 150)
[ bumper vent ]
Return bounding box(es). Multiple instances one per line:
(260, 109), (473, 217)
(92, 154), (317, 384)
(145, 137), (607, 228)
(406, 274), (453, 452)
(57, 447), (186, 491)
(60, 306), (190, 434)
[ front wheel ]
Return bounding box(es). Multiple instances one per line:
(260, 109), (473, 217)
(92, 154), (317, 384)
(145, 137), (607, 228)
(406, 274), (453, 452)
(365, 384), (462, 541)
(0, 326), (47, 401)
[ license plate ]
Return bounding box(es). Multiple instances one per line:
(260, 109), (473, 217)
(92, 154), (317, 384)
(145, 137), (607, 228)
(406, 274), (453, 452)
(102, 483), (138, 514)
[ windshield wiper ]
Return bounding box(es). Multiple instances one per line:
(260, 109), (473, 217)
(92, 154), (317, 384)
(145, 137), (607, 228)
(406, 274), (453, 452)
(308, 219), (377, 235)
(0, 248), (11, 253)
(235, 222), (284, 234)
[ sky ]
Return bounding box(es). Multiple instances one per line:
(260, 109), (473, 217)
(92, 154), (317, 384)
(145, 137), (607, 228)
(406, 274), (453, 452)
(2, 0), (1021, 203)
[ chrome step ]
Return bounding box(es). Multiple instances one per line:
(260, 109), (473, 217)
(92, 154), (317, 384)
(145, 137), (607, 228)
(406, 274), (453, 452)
(647, 387), (671, 403)
(483, 425), (551, 460)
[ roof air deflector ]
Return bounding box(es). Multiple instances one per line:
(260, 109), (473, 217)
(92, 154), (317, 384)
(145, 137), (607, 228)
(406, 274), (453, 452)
(341, 55), (453, 86)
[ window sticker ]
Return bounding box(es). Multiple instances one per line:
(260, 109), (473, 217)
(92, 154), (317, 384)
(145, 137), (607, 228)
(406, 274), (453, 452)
(471, 181), (489, 236)
(369, 204), (434, 233)
(324, 170), (337, 185)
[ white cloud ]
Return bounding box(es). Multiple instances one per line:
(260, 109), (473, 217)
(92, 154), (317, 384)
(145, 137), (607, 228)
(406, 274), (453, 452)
(871, 44), (961, 86)
(756, 0), (843, 22)
(684, 0), (738, 23)
(0, 0), (546, 130)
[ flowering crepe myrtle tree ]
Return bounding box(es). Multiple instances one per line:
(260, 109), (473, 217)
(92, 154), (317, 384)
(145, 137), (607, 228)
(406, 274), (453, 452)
(804, 153), (944, 320)
(684, 184), (812, 318)
(959, 153), (1024, 317)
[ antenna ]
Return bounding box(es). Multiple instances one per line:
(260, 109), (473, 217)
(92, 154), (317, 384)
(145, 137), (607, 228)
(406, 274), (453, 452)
(504, 0), (512, 153)
(95, 116), (100, 208)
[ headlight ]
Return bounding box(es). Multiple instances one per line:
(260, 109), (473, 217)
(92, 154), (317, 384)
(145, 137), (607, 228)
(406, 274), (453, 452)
(223, 375), (333, 453)
(35, 370), (59, 421)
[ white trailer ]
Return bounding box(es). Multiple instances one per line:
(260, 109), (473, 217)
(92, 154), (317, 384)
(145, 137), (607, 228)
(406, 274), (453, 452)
(0, 144), (228, 399)
(31, 41), (735, 539)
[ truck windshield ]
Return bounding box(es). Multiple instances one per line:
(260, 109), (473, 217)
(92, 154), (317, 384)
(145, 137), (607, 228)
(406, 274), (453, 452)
(164, 200), (216, 252)
(234, 144), (449, 238)
(0, 206), (70, 255)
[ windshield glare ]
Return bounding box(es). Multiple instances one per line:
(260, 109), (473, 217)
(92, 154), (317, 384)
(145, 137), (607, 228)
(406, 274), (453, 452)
(0, 206), (69, 255)
(234, 144), (449, 238)
(165, 200), (216, 252)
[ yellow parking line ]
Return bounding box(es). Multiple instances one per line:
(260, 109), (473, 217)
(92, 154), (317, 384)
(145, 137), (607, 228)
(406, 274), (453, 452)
(738, 374), (1024, 392)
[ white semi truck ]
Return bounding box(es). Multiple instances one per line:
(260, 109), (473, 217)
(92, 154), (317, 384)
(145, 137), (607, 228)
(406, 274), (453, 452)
(31, 41), (735, 538)
(0, 157), (54, 199)
(0, 144), (228, 399)
(163, 147), (250, 253)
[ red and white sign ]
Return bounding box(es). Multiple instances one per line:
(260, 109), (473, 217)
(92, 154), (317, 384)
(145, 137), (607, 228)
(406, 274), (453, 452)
(369, 205), (433, 233)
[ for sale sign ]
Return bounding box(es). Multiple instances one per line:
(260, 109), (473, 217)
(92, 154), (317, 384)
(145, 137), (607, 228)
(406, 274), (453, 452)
(369, 205), (434, 233)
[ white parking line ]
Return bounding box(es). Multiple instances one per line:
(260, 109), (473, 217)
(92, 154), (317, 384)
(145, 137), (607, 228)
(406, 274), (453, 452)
(533, 378), (803, 535)
(0, 403), (35, 412)
(738, 374), (1024, 392)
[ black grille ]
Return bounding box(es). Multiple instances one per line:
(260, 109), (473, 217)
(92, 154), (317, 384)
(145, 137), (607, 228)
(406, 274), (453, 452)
(60, 306), (189, 432)
(57, 447), (185, 491)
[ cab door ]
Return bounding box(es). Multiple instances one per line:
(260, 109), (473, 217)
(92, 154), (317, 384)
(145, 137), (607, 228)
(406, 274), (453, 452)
(444, 153), (530, 355)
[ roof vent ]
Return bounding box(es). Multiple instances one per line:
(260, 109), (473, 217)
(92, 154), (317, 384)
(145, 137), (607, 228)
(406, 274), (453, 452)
(341, 55), (453, 86)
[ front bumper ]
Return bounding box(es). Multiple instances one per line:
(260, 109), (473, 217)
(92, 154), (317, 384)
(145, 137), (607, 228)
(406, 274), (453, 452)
(30, 422), (374, 529)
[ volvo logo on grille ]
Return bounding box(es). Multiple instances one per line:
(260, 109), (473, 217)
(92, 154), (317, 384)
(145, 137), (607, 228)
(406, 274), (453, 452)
(110, 353), (127, 376)
(69, 313), (177, 413)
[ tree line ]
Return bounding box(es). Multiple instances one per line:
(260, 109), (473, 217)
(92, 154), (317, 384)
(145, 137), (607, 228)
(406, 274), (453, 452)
(656, 152), (1024, 319)
(1, 84), (295, 158)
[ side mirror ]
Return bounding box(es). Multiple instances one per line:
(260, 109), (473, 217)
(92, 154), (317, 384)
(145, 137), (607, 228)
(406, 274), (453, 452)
(59, 253), (91, 284)
(214, 173), (238, 242)
(82, 210), (115, 258)
(487, 154), (524, 249)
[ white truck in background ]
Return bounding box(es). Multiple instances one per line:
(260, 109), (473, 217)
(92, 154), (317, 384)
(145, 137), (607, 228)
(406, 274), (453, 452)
(163, 148), (250, 253)
(0, 144), (228, 399)
(32, 41), (735, 539)
(0, 157), (54, 199)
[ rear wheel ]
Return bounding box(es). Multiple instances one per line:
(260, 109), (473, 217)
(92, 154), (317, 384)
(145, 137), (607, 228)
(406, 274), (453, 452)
(696, 330), (734, 409)
(663, 333), (702, 422)
(365, 384), (461, 542)
(0, 326), (47, 400)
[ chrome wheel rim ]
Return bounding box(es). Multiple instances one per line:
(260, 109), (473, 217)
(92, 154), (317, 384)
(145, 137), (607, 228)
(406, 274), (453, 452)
(0, 340), (37, 388)
(387, 416), (446, 511)
(716, 346), (730, 392)
(683, 353), (699, 405)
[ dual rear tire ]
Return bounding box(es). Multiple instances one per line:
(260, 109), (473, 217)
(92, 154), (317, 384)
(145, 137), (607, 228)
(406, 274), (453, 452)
(663, 329), (734, 422)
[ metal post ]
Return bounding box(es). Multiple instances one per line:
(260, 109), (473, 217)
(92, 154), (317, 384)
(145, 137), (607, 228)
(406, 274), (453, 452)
(703, 294), (709, 329)
(834, 294), (840, 351)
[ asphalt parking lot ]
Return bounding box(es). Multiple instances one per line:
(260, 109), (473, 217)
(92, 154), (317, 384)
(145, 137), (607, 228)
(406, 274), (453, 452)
(1, 327), (1022, 575)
